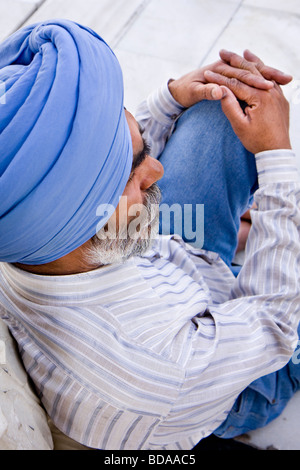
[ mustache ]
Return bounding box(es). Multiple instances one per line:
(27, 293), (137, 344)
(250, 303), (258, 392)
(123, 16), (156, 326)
(95, 183), (162, 242)
(86, 183), (162, 267)
(143, 183), (162, 217)
(126, 183), (161, 241)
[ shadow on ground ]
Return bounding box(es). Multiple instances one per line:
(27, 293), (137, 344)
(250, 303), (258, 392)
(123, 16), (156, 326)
(194, 434), (259, 451)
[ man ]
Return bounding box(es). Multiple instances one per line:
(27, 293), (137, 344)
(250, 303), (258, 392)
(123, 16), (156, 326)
(0, 20), (299, 450)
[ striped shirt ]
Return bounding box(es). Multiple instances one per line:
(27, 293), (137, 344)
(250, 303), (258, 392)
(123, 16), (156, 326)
(0, 83), (300, 450)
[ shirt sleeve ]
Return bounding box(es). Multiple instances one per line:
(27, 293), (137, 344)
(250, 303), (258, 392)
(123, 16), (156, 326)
(135, 80), (185, 158)
(150, 150), (300, 447)
(226, 149), (300, 352)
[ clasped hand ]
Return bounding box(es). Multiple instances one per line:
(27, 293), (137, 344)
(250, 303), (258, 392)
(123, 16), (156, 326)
(168, 50), (293, 154)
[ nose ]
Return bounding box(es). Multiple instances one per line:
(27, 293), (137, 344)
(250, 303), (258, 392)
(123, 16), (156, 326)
(139, 156), (164, 191)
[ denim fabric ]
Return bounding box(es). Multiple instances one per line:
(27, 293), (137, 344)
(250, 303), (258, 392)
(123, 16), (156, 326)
(158, 99), (300, 439)
(157, 100), (258, 268)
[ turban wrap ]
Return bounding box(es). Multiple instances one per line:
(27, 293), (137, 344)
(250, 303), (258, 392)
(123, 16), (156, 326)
(0, 19), (133, 265)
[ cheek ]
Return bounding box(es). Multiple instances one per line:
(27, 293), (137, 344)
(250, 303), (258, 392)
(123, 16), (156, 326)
(122, 178), (144, 206)
(116, 181), (144, 227)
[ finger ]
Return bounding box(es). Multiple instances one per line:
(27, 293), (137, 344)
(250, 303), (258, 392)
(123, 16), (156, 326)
(204, 70), (257, 103)
(243, 49), (263, 64)
(219, 49), (262, 75)
(191, 82), (227, 102)
(211, 62), (273, 90)
(219, 86), (248, 128)
(220, 49), (293, 86)
(243, 49), (293, 85)
(203, 83), (227, 101)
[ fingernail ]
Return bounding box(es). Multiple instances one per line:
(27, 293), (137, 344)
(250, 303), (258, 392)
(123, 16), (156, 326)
(211, 88), (219, 99)
(222, 89), (227, 98)
(219, 87), (227, 98)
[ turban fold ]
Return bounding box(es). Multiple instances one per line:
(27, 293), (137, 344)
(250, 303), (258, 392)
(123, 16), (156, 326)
(0, 19), (132, 265)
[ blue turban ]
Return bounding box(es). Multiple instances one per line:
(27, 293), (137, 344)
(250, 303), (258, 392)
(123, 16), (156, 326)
(0, 19), (132, 265)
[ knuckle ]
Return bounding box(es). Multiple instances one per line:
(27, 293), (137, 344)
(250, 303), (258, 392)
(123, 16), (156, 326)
(214, 63), (228, 76)
(239, 58), (249, 70)
(226, 77), (239, 88)
(238, 70), (252, 81)
(203, 86), (211, 100)
(241, 60), (260, 76)
(256, 63), (265, 74)
(249, 63), (260, 75)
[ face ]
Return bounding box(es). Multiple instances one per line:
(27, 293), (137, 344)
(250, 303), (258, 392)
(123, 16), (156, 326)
(121, 110), (164, 212)
(85, 110), (164, 267)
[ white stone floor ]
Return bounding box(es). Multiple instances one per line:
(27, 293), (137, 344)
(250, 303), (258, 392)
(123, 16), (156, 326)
(1, 0), (299, 450)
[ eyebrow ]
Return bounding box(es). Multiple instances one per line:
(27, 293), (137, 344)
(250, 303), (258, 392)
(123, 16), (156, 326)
(130, 125), (151, 174)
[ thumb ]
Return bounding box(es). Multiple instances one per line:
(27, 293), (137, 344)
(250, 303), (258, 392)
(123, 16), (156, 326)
(220, 86), (247, 128)
(197, 83), (226, 101)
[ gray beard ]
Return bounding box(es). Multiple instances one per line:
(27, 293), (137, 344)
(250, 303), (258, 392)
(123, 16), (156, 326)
(85, 184), (161, 267)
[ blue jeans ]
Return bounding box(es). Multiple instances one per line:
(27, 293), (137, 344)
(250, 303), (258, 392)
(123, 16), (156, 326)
(158, 100), (258, 269)
(157, 100), (300, 439)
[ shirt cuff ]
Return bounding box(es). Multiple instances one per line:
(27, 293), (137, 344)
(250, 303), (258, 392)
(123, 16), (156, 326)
(146, 80), (185, 127)
(255, 149), (300, 186)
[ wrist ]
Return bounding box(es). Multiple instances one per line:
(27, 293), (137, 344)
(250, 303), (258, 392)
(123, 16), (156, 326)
(255, 140), (292, 154)
(167, 78), (182, 107)
(251, 127), (292, 154)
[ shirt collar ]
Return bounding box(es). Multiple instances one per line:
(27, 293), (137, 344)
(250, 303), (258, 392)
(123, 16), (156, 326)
(0, 260), (140, 305)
